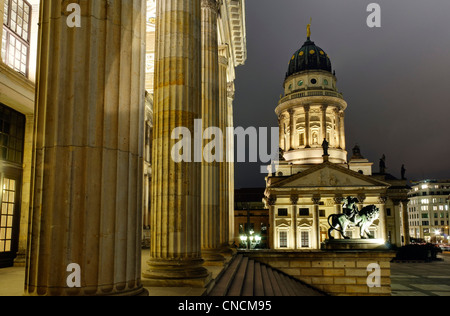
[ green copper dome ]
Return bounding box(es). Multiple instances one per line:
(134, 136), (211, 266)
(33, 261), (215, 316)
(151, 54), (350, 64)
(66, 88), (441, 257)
(286, 37), (332, 78)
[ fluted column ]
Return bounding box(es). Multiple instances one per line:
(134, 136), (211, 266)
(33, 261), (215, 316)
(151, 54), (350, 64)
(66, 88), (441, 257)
(321, 105), (328, 141)
(312, 196), (321, 249)
(333, 195), (343, 239)
(289, 109), (295, 150)
(401, 200), (411, 246)
(25, 0), (146, 296)
(201, 0), (224, 265)
(290, 195), (299, 249)
(217, 45), (229, 252)
(339, 111), (346, 150)
(378, 196), (388, 242)
(226, 82), (235, 247)
(266, 196), (276, 249)
(304, 105), (310, 148)
(144, 0), (210, 285)
(333, 108), (340, 148)
(0, 0), (4, 63)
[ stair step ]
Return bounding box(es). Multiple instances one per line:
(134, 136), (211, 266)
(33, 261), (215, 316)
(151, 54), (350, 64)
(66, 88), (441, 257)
(227, 256), (249, 296)
(209, 254), (244, 296)
(241, 259), (255, 296)
(266, 266), (282, 296)
(253, 262), (264, 296)
(260, 264), (274, 296)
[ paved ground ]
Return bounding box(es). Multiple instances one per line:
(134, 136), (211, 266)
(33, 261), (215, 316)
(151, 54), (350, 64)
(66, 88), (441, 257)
(2, 251), (450, 296)
(391, 252), (450, 296)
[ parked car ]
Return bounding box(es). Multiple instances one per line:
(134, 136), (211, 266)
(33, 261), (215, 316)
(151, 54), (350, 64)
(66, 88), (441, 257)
(438, 244), (450, 252)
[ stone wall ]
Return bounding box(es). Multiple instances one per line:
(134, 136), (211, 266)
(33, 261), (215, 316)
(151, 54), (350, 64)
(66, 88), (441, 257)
(240, 250), (396, 296)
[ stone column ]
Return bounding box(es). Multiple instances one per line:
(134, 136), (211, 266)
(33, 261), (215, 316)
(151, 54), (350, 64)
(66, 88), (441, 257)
(289, 109), (295, 150)
(0, 0), (4, 63)
(266, 196), (276, 249)
(144, 0), (210, 286)
(200, 0), (224, 265)
(218, 45), (229, 252)
(321, 105), (328, 141)
(339, 111), (346, 150)
(25, 0), (146, 296)
(226, 82), (235, 247)
(304, 105), (311, 148)
(312, 196), (321, 249)
(378, 196), (388, 242)
(333, 195), (343, 239)
(290, 195), (299, 249)
(401, 200), (411, 246)
(334, 108), (340, 148)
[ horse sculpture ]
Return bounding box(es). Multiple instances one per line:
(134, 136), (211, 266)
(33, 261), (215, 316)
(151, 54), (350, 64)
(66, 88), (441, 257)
(327, 204), (380, 240)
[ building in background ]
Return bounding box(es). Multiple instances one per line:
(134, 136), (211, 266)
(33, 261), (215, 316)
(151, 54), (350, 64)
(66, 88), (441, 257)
(233, 188), (268, 249)
(407, 179), (450, 243)
(264, 28), (410, 250)
(0, 0), (39, 268)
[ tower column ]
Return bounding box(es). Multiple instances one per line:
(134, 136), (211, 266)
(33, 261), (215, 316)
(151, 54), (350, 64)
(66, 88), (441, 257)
(304, 105), (311, 148)
(321, 105), (328, 141)
(144, 0), (210, 286)
(200, 0), (224, 265)
(289, 109), (295, 150)
(334, 108), (341, 148)
(339, 111), (346, 150)
(25, 0), (146, 296)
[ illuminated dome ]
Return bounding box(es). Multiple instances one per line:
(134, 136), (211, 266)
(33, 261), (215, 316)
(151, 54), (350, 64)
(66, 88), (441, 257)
(286, 38), (332, 78)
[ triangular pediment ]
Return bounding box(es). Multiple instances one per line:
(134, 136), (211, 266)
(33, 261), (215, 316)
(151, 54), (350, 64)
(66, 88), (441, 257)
(272, 162), (390, 188)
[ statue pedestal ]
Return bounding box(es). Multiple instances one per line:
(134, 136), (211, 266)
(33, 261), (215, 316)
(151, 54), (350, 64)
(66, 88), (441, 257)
(322, 239), (388, 251)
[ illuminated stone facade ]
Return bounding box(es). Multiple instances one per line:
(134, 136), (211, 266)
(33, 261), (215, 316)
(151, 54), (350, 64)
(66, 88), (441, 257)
(266, 30), (409, 250)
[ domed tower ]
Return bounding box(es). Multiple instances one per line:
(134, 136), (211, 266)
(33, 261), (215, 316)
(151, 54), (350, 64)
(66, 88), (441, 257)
(276, 24), (348, 165)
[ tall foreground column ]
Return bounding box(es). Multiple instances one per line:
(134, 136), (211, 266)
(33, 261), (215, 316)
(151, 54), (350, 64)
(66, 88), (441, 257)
(144, 0), (210, 285)
(25, 0), (146, 296)
(201, 0), (224, 265)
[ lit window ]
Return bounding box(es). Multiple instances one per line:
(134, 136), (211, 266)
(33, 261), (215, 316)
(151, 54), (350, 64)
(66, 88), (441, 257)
(1, 0), (32, 77)
(279, 231), (288, 248)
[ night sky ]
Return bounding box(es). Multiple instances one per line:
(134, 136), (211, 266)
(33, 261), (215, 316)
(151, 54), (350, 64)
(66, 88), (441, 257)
(233, 0), (450, 188)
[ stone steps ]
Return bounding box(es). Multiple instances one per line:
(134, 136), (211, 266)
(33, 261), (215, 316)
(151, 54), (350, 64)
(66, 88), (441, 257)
(209, 254), (324, 296)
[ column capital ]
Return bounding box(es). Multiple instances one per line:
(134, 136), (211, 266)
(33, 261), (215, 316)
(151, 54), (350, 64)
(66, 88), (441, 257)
(334, 195), (344, 205)
(265, 195), (277, 206)
(201, 0), (220, 12)
(304, 105), (311, 112)
(290, 194), (299, 205)
(312, 195), (321, 205)
(378, 195), (388, 204)
(357, 194), (366, 204)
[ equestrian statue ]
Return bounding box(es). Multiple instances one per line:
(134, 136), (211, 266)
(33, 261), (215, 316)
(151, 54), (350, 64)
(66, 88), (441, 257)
(327, 196), (380, 240)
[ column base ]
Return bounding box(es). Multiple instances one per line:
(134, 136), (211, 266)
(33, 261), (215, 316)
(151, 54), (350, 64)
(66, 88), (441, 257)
(202, 249), (226, 266)
(143, 258), (211, 288)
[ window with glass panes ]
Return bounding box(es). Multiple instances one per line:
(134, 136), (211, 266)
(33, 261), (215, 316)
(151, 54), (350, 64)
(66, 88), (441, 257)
(0, 104), (25, 165)
(1, 0), (32, 76)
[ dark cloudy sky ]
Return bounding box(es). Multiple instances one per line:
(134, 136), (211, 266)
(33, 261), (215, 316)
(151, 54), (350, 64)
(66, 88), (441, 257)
(233, 0), (450, 188)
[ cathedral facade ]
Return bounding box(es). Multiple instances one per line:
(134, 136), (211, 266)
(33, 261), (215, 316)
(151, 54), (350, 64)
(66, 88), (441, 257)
(264, 28), (410, 250)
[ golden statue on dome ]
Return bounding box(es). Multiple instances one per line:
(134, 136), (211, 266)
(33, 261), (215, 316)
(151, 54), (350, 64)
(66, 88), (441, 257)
(307, 18), (312, 39)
